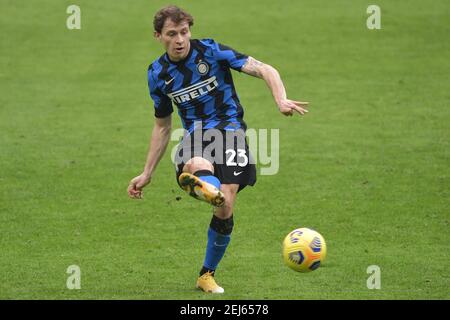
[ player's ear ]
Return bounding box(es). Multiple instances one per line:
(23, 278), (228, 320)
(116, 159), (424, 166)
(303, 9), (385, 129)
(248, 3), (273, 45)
(154, 31), (161, 41)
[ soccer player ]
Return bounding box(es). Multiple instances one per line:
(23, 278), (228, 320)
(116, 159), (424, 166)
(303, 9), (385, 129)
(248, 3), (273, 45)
(128, 5), (309, 293)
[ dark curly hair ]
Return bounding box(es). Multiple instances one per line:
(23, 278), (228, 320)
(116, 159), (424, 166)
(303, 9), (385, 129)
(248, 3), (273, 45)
(153, 5), (194, 33)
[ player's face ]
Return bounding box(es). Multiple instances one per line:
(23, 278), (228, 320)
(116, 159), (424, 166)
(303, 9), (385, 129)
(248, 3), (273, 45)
(156, 19), (191, 62)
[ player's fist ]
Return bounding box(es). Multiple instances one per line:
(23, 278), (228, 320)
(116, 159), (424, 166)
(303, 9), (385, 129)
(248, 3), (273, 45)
(127, 173), (151, 199)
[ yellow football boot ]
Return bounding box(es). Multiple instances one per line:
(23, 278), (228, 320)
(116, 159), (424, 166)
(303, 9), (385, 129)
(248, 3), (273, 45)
(178, 172), (225, 207)
(196, 271), (224, 294)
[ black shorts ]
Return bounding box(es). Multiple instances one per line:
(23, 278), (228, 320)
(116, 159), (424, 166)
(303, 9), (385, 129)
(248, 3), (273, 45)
(174, 129), (257, 192)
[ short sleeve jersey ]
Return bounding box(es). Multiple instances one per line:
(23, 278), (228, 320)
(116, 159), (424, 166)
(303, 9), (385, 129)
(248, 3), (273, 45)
(147, 39), (249, 132)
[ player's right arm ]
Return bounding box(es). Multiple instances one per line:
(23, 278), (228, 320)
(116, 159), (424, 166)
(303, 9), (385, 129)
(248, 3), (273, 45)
(128, 66), (174, 199)
(127, 115), (172, 199)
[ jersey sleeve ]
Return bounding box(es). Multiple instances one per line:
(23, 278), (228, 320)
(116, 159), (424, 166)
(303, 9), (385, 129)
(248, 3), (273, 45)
(147, 68), (173, 118)
(206, 39), (249, 72)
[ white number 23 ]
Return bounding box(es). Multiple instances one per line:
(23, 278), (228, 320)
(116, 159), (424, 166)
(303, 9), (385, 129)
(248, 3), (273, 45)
(225, 149), (248, 167)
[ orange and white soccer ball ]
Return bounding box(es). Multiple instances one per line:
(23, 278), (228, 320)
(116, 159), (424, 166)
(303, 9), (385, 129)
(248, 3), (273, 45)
(282, 228), (327, 272)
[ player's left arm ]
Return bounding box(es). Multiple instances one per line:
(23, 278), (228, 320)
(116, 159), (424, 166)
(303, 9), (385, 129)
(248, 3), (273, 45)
(241, 56), (309, 117)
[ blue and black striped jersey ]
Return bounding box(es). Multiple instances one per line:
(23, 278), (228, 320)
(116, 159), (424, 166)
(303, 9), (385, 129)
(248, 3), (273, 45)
(147, 39), (249, 132)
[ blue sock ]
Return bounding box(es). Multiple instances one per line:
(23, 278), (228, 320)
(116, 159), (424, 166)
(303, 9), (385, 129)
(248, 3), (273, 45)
(203, 228), (231, 271)
(201, 215), (234, 274)
(194, 170), (221, 189)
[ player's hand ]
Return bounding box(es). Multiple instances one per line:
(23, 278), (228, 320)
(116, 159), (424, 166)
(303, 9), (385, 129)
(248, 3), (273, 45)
(127, 173), (151, 199)
(277, 99), (309, 117)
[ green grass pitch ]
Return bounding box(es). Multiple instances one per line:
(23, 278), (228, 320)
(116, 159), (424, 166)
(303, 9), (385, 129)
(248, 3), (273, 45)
(0, 0), (449, 299)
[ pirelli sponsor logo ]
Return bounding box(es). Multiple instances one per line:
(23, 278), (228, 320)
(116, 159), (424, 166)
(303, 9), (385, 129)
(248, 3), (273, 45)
(167, 76), (218, 104)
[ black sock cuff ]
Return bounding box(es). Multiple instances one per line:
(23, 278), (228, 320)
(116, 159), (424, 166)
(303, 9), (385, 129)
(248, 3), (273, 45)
(210, 214), (234, 235)
(200, 266), (215, 276)
(193, 170), (213, 177)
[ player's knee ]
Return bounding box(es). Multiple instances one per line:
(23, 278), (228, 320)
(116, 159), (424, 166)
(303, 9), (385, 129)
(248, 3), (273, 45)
(221, 185), (239, 200)
(183, 157), (214, 174)
(214, 185), (239, 219)
(214, 205), (233, 219)
(214, 200), (233, 218)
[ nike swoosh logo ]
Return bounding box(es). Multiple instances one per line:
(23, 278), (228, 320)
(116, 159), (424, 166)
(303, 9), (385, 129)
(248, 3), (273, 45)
(165, 78), (174, 85)
(214, 242), (228, 247)
(233, 171), (243, 176)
